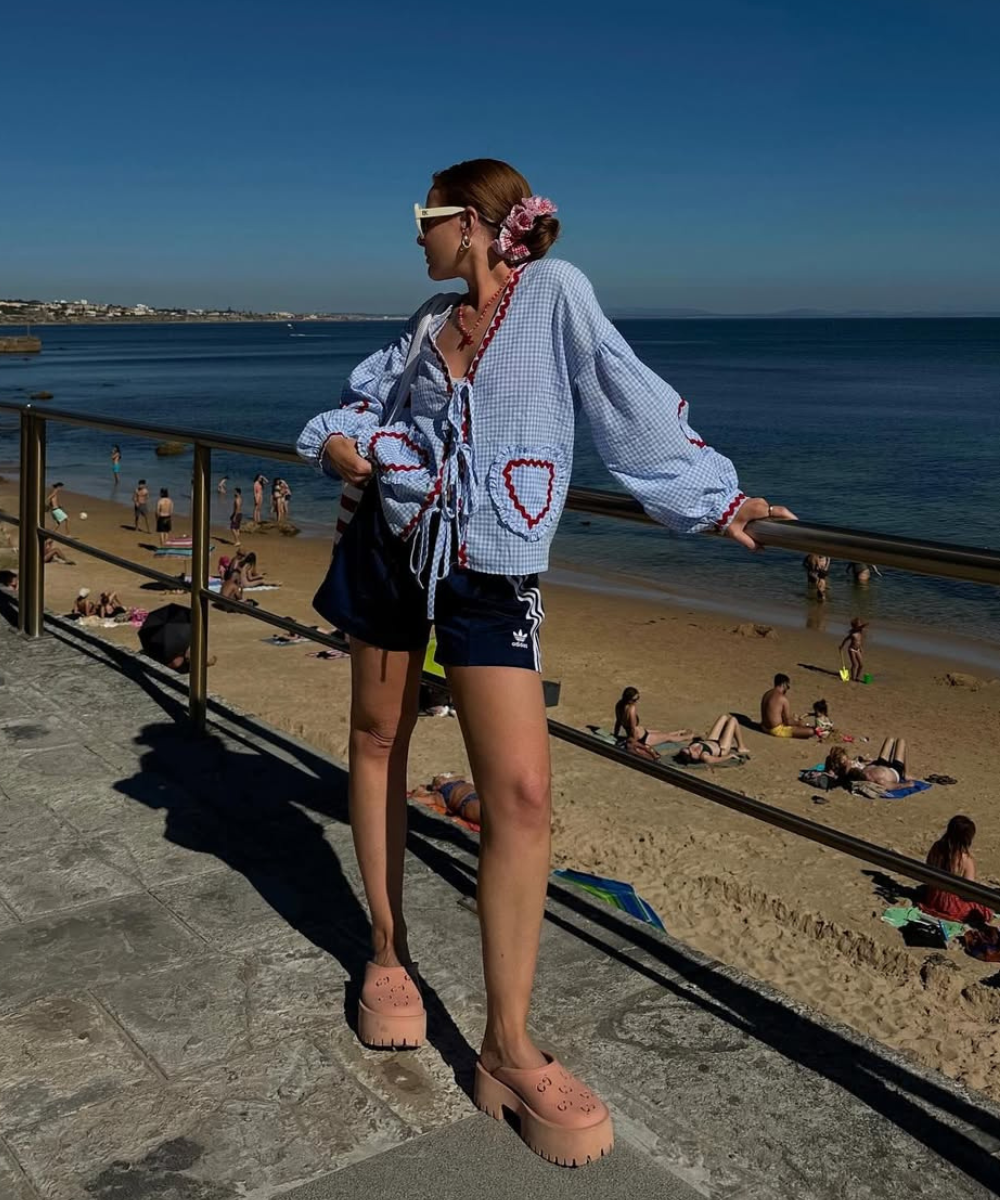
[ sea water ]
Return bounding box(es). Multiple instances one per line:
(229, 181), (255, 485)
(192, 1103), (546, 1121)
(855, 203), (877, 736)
(1, 317), (997, 649)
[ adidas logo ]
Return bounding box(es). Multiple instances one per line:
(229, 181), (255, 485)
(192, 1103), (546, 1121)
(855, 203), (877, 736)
(511, 629), (528, 650)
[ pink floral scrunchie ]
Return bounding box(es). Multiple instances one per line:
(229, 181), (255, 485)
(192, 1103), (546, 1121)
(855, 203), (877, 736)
(492, 195), (558, 262)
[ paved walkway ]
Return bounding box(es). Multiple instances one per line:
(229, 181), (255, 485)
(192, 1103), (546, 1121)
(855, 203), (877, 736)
(1, 602), (1000, 1199)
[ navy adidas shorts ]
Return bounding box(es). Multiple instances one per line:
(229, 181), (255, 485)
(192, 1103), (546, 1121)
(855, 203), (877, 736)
(313, 485), (544, 671)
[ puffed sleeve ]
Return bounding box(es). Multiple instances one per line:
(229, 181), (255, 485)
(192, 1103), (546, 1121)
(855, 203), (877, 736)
(559, 266), (745, 534)
(296, 307), (422, 476)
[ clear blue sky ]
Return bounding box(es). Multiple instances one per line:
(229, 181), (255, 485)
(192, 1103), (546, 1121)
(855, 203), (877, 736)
(3, 0), (998, 314)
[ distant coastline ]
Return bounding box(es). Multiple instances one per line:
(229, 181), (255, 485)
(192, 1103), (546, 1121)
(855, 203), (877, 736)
(4, 295), (998, 326)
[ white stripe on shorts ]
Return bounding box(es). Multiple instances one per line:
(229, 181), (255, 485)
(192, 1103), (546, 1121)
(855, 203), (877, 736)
(508, 576), (544, 672)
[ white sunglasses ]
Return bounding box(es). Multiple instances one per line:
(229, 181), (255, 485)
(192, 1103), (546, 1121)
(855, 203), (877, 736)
(414, 203), (465, 236)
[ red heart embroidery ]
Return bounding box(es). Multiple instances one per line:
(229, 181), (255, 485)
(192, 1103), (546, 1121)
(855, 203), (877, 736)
(370, 430), (429, 473)
(502, 458), (555, 530)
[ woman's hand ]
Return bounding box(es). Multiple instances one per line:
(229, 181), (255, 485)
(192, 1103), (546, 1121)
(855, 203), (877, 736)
(725, 497), (797, 552)
(322, 434), (373, 488)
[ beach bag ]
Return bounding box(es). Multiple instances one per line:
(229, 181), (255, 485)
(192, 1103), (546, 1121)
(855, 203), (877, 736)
(799, 768), (833, 790)
(330, 297), (450, 556)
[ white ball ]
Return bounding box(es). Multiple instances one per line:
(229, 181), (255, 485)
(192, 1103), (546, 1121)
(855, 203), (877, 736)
(79, 512), (88, 520)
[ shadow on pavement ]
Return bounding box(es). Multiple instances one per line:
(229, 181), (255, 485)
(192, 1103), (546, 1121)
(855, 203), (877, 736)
(10, 609), (1000, 1192)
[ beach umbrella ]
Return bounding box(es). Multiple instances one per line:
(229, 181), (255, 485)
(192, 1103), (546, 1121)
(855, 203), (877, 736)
(553, 868), (665, 931)
(138, 603), (191, 664)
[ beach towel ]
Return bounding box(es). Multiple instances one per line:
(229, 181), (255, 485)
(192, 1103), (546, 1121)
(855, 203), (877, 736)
(553, 869), (665, 931)
(585, 725), (620, 745)
(154, 545), (215, 558)
(881, 780), (933, 800)
(882, 905), (964, 947)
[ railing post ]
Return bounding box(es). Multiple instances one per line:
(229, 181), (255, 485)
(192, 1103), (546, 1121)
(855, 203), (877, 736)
(188, 442), (211, 731)
(17, 409), (45, 638)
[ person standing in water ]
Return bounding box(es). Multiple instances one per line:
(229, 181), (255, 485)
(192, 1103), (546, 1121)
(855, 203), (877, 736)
(229, 487), (243, 546)
(110, 445), (122, 487)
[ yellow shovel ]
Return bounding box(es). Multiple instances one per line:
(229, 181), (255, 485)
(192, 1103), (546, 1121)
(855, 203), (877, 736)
(839, 656), (850, 683)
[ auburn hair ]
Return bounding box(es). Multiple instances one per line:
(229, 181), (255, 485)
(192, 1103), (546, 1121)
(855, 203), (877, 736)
(431, 158), (560, 262)
(927, 815), (976, 875)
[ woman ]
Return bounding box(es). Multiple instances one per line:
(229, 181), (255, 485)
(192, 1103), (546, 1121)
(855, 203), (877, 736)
(613, 687), (691, 749)
(412, 773), (482, 825)
(46, 483), (70, 535)
(72, 587), (96, 617)
(155, 488), (174, 547)
(110, 445), (122, 487)
(674, 715), (750, 765)
(297, 158), (794, 1166)
(240, 551), (266, 586)
(920, 815), (993, 925)
(825, 738), (916, 788)
(97, 590), (126, 618)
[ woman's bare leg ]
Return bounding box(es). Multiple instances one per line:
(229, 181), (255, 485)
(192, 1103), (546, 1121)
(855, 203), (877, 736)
(643, 727), (693, 744)
(706, 714), (729, 742)
(446, 665), (551, 1073)
(876, 736), (894, 766)
(716, 715), (747, 754)
(893, 737), (909, 778)
(348, 639), (424, 967)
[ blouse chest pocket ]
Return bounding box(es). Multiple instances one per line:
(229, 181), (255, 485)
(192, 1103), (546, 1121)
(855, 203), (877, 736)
(487, 444), (570, 542)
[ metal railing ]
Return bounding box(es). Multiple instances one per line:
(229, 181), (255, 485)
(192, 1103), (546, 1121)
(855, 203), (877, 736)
(3, 398), (1000, 911)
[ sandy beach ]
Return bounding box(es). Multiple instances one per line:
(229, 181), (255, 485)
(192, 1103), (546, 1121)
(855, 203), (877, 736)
(4, 477), (1000, 1101)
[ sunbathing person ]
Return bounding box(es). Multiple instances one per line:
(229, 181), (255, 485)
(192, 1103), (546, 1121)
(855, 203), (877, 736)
(760, 674), (822, 739)
(825, 739), (919, 788)
(97, 590), (126, 618)
(919, 815), (993, 925)
(613, 687), (693, 748)
(674, 714), (751, 765)
(0, 569), (17, 591)
(219, 571), (244, 603)
(240, 552), (268, 586)
(412, 774), (481, 825)
(44, 539), (74, 565)
(73, 587), (97, 616)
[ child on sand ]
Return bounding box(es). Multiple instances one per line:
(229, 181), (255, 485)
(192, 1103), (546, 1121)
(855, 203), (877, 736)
(840, 617), (867, 682)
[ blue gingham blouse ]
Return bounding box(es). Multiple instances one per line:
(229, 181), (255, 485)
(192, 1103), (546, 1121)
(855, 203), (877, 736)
(298, 258), (744, 616)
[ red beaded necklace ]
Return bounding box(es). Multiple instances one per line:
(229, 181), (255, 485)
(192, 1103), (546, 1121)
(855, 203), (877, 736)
(455, 275), (510, 348)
